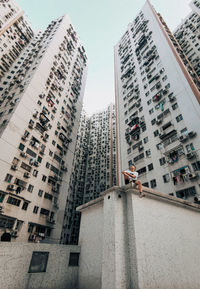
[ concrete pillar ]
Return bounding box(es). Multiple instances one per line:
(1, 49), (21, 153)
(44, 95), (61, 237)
(101, 188), (130, 289)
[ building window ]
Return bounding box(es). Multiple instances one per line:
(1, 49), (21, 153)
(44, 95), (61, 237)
(137, 167), (147, 174)
(7, 196), (21, 207)
(150, 179), (157, 188)
(192, 161), (200, 171)
(153, 130), (159, 137)
(46, 162), (50, 169)
(180, 128), (188, 136)
(142, 125), (146, 132)
(33, 170), (38, 177)
(28, 252), (49, 273)
(19, 143), (25, 151)
(172, 103), (178, 110)
(22, 201), (29, 211)
(159, 157), (166, 166)
(149, 108), (154, 115)
(40, 208), (50, 216)
(163, 173), (170, 183)
(37, 156), (42, 163)
(176, 114), (183, 122)
(28, 184), (34, 193)
(176, 186), (196, 199)
(0, 192), (6, 203)
(186, 143), (195, 153)
(42, 175), (47, 182)
(128, 160), (133, 167)
(162, 75), (167, 81)
(156, 143), (163, 150)
(4, 174), (13, 183)
(44, 193), (53, 201)
(148, 163), (154, 171)
(146, 149), (151, 157)
(38, 190), (43, 197)
(68, 252), (80, 267)
(33, 206), (39, 214)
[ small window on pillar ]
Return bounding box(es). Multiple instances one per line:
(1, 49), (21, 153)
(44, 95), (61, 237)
(68, 252), (80, 267)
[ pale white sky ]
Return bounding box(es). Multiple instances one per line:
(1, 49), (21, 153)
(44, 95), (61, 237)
(17, 0), (192, 115)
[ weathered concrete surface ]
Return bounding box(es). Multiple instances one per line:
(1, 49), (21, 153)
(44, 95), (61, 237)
(77, 185), (200, 289)
(0, 243), (80, 289)
(78, 200), (104, 289)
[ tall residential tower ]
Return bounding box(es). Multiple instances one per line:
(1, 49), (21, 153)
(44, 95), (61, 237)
(114, 0), (200, 201)
(0, 14), (87, 242)
(0, 0), (34, 79)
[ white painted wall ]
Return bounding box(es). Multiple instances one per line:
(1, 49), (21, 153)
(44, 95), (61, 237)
(77, 186), (200, 289)
(78, 200), (104, 289)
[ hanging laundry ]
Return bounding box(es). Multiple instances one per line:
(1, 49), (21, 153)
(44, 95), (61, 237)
(131, 124), (138, 131)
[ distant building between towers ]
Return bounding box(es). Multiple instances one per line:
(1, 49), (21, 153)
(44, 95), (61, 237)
(61, 104), (117, 245)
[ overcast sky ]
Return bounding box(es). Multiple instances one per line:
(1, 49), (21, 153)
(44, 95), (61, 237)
(17, 0), (191, 115)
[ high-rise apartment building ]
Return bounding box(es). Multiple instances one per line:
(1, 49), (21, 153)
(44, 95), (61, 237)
(61, 104), (117, 244)
(190, 0), (200, 15)
(0, 0), (34, 79)
(174, 0), (200, 78)
(114, 0), (200, 201)
(0, 13), (87, 242)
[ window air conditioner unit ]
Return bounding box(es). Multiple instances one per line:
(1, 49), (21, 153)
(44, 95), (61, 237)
(156, 119), (162, 125)
(194, 195), (200, 202)
(188, 173), (198, 179)
(179, 135), (186, 142)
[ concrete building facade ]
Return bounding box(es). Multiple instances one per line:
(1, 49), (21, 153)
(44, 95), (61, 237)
(0, 0), (34, 79)
(114, 0), (200, 201)
(0, 13), (88, 243)
(61, 104), (117, 245)
(174, 0), (200, 78)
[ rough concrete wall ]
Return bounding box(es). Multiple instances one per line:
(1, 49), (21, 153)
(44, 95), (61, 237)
(0, 243), (80, 289)
(78, 200), (103, 289)
(129, 192), (200, 289)
(77, 186), (200, 289)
